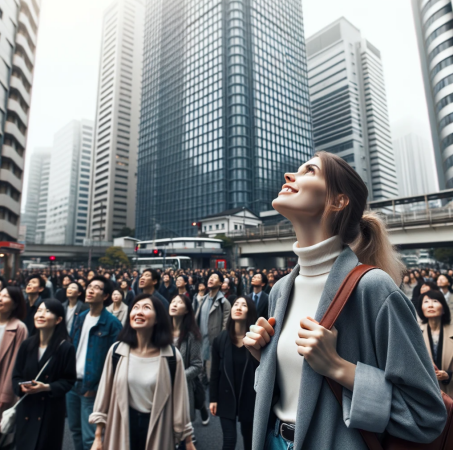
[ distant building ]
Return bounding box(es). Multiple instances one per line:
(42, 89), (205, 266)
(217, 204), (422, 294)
(89, 0), (145, 242)
(45, 120), (94, 245)
(0, 0), (42, 274)
(22, 148), (51, 243)
(199, 208), (262, 238)
(412, 0), (453, 190)
(392, 119), (438, 197)
(136, 0), (314, 239)
(306, 17), (399, 200)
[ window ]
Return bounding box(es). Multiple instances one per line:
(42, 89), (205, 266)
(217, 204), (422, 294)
(222, 223), (225, 229)
(216, 224), (219, 229)
(209, 225), (212, 230)
(234, 224), (238, 230)
(203, 226), (207, 231)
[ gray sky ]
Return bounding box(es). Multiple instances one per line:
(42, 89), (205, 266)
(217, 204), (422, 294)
(24, 0), (431, 196)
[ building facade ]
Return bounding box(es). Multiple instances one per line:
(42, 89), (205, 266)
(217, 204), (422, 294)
(44, 120), (94, 245)
(392, 119), (438, 197)
(306, 18), (399, 200)
(0, 0), (41, 272)
(22, 147), (51, 243)
(88, 0), (144, 242)
(136, 0), (314, 239)
(412, 0), (453, 190)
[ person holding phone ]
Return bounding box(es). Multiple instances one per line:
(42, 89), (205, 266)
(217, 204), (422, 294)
(12, 299), (76, 450)
(244, 152), (446, 449)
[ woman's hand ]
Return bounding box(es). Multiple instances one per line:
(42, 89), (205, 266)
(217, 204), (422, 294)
(209, 402), (217, 416)
(243, 317), (275, 361)
(296, 317), (356, 391)
(90, 437), (103, 450)
(185, 436), (197, 450)
(20, 381), (50, 395)
(435, 370), (449, 381)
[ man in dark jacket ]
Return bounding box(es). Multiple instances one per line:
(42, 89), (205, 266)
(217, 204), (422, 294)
(158, 273), (177, 302)
(24, 274), (45, 334)
(246, 272), (269, 320)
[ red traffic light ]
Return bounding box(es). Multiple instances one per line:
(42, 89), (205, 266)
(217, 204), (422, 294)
(153, 249), (159, 255)
(192, 222), (197, 226)
(49, 255), (56, 261)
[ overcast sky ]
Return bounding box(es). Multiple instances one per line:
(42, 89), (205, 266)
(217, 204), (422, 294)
(23, 0), (431, 198)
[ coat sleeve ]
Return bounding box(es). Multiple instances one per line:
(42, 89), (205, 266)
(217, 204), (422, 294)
(89, 344), (116, 424)
(11, 341), (27, 398)
(48, 343), (76, 398)
(172, 349), (193, 443)
(209, 336), (220, 403)
(342, 289), (447, 443)
(185, 336), (202, 382)
(222, 299), (231, 330)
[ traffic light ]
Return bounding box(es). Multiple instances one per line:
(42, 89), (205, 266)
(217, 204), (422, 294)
(152, 249), (163, 257)
(49, 255), (56, 261)
(192, 221), (201, 230)
(153, 249), (159, 255)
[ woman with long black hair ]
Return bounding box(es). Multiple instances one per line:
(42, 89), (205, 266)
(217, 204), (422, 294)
(12, 299), (76, 450)
(210, 296), (258, 450)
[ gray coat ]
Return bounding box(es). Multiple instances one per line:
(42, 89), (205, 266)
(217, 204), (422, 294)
(179, 333), (203, 421)
(253, 246), (447, 450)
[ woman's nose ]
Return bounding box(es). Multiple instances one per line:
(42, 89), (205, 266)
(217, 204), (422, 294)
(285, 173), (295, 183)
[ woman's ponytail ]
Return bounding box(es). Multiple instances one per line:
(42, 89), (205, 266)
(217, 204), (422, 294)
(351, 212), (405, 285)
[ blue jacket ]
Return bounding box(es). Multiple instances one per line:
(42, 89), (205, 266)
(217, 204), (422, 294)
(71, 308), (122, 392)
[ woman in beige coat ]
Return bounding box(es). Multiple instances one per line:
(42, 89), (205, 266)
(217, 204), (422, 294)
(89, 293), (195, 450)
(106, 289), (129, 326)
(418, 289), (453, 396)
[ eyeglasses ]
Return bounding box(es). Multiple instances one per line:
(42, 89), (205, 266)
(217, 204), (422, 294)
(88, 285), (104, 292)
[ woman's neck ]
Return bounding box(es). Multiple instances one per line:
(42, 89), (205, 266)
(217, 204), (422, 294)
(113, 301), (122, 311)
(234, 320), (246, 346)
(40, 328), (54, 347)
(172, 315), (183, 334)
(135, 328), (157, 355)
(429, 318), (442, 333)
(178, 287), (186, 295)
(0, 312), (11, 325)
(292, 218), (331, 248)
(198, 291), (205, 297)
(68, 296), (78, 307)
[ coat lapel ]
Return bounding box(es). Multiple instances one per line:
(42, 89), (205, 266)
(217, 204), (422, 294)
(0, 319), (19, 364)
(421, 325), (433, 362)
(294, 246), (358, 448)
(442, 324), (453, 372)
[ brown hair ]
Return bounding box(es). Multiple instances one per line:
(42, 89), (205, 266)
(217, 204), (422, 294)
(316, 151), (405, 285)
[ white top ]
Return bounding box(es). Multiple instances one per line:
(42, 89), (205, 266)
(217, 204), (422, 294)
(38, 346), (47, 361)
(76, 313), (100, 379)
(128, 353), (160, 413)
(0, 324), (6, 348)
(66, 304), (76, 334)
(273, 235), (343, 423)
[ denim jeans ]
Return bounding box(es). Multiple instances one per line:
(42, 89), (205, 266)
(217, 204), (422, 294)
(264, 418), (294, 450)
(66, 385), (97, 450)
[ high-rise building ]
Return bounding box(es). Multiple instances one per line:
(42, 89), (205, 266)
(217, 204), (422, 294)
(22, 147), (51, 243)
(88, 0), (144, 242)
(136, 0), (313, 239)
(412, 0), (453, 190)
(392, 119), (438, 197)
(45, 120), (94, 245)
(306, 17), (399, 200)
(0, 0), (41, 272)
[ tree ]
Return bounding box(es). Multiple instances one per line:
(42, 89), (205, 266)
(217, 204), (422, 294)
(99, 247), (131, 268)
(433, 248), (453, 265)
(214, 234), (234, 249)
(115, 227), (135, 238)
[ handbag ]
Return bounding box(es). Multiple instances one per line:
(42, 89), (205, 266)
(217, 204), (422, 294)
(321, 265), (453, 450)
(183, 339), (206, 410)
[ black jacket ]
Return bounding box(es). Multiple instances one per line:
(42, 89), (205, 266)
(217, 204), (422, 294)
(246, 291), (269, 320)
(158, 282), (178, 302)
(12, 339), (76, 450)
(210, 330), (258, 422)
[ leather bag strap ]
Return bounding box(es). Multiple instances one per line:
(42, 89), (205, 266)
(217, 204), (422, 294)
(320, 264), (384, 450)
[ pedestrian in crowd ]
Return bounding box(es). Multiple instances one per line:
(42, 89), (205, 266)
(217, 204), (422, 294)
(210, 296), (258, 450)
(244, 152), (446, 449)
(40, 273), (54, 299)
(138, 269), (170, 311)
(221, 278), (237, 304)
(401, 274), (414, 297)
(55, 275), (73, 303)
(78, 278), (87, 290)
(170, 293), (203, 444)
(12, 299), (76, 450)
(418, 290), (453, 397)
(158, 273), (178, 303)
(437, 274), (453, 315)
(24, 275), (45, 335)
(63, 282), (89, 335)
(87, 271), (95, 283)
(264, 273), (275, 295)
(247, 272), (269, 320)
(67, 276), (122, 450)
(193, 281), (206, 315)
(448, 269), (453, 278)
(119, 279), (134, 305)
(106, 289), (128, 327)
(0, 287), (28, 422)
(176, 275), (191, 300)
(89, 294), (195, 450)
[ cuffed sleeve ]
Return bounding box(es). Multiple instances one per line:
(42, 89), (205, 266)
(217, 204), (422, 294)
(342, 362), (392, 432)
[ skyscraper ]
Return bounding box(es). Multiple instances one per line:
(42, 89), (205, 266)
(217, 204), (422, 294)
(45, 120), (94, 245)
(88, 0), (144, 242)
(22, 148), (51, 243)
(392, 119), (438, 197)
(0, 0), (41, 272)
(412, 0), (453, 190)
(136, 0), (313, 239)
(306, 18), (399, 200)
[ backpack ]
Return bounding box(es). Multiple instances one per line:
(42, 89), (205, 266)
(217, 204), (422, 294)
(111, 342), (177, 388)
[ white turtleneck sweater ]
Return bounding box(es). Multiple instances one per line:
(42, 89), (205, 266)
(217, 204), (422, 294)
(273, 235), (344, 423)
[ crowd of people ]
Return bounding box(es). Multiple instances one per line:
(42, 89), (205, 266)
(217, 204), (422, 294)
(0, 263), (451, 450)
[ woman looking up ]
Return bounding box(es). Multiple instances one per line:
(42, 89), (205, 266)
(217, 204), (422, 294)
(106, 289), (128, 327)
(244, 152), (446, 449)
(12, 299), (76, 450)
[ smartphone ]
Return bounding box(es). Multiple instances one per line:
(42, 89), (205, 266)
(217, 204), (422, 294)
(19, 381), (37, 387)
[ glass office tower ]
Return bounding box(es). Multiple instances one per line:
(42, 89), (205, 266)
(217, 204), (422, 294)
(136, 0), (313, 239)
